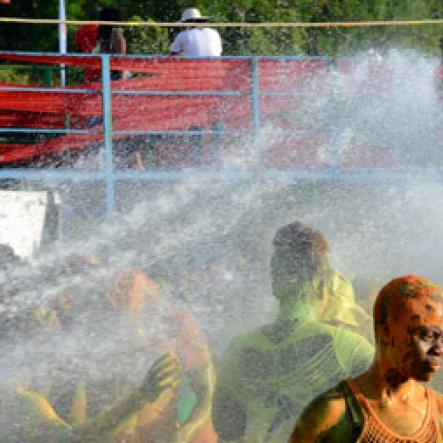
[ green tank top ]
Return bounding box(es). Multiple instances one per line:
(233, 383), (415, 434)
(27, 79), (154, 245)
(217, 320), (374, 443)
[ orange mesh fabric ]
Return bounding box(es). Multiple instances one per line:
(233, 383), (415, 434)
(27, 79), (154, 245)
(346, 379), (439, 443)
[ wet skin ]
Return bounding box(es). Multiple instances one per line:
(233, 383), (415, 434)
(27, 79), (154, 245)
(290, 298), (443, 443)
(401, 323), (443, 382)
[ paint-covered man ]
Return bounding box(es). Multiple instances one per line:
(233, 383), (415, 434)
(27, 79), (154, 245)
(213, 221), (373, 443)
(290, 274), (443, 442)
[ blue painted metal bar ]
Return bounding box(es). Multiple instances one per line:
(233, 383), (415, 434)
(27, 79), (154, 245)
(0, 128), (246, 135)
(101, 54), (114, 214)
(0, 128), (100, 134)
(113, 130), (243, 136)
(0, 166), (440, 184)
(260, 91), (316, 97)
(112, 90), (247, 97)
(0, 86), (98, 93)
(0, 169), (106, 180)
(261, 168), (443, 183)
(113, 170), (255, 181)
(0, 51), (97, 57)
(112, 129), (315, 138)
(249, 57), (261, 170)
(255, 55), (330, 61)
(0, 86), (314, 97)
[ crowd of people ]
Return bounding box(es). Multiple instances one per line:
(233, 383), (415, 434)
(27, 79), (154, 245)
(1, 219), (443, 442)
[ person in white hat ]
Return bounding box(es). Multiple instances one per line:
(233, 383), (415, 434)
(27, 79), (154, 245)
(170, 7), (222, 56)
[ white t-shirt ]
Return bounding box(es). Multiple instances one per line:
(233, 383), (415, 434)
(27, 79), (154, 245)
(170, 28), (222, 56)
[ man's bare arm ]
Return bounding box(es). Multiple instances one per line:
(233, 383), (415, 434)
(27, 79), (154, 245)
(289, 387), (349, 443)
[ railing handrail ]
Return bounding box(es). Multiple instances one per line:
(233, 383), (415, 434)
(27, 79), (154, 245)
(0, 51), (442, 220)
(0, 50), (330, 60)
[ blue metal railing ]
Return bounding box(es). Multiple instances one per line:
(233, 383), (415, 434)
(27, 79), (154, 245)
(0, 52), (442, 216)
(101, 54), (114, 213)
(0, 53), (276, 215)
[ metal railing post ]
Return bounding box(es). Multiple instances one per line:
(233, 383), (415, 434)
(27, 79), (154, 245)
(101, 54), (115, 214)
(249, 57), (261, 170)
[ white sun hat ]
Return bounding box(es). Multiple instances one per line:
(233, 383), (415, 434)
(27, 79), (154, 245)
(180, 7), (210, 22)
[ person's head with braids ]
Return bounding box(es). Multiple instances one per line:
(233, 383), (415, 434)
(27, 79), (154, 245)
(270, 221), (329, 321)
(373, 274), (443, 383)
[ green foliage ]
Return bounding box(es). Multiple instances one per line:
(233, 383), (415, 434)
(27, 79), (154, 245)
(209, 1), (304, 55)
(126, 16), (170, 54)
(0, 0), (442, 55)
(0, 67), (29, 83)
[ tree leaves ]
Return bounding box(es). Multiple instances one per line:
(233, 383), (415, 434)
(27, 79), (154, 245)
(0, 1), (442, 55)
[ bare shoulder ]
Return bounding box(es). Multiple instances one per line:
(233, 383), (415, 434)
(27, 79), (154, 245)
(433, 387), (443, 416)
(431, 387), (443, 440)
(289, 385), (347, 443)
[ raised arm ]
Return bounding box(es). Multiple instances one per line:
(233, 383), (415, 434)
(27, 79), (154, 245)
(78, 352), (179, 441)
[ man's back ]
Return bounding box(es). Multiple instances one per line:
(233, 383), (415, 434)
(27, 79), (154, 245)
(213, 320), (373, 443)
(171, 28), (222, 56)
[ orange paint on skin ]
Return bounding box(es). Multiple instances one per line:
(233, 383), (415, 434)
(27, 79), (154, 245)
(374, 275), (443, 383)
(290, 275), (443, 442)
(104, 268), (216, 443)
(108, 269), (161, 313)
(374, 275), (443, 341)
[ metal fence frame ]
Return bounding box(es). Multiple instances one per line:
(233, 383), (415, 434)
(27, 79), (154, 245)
(0, 52), (440, 215)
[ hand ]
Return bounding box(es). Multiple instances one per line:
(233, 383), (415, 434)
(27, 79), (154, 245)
(141, 352), (180, 402)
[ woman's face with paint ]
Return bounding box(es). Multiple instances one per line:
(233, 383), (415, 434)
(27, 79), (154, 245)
(385, 296), (443, 382)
